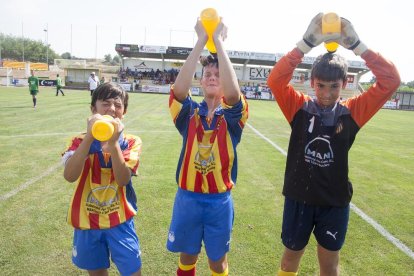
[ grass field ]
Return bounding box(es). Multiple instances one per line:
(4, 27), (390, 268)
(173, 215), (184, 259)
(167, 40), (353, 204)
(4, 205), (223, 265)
(0, 86), (413, 275)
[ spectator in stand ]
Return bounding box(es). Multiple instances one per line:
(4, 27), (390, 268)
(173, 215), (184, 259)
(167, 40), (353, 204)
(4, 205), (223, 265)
(240, 84), (246, 96)
(267, 13), (400, 276)
(88, 72), (100, 96)
(257, 84), (262, 99)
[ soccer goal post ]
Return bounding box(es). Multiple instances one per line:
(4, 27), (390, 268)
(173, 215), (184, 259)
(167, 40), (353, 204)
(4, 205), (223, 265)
(0, 67), (13, 86)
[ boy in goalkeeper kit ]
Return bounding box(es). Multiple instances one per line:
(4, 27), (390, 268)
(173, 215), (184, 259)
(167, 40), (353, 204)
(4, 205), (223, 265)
(267, 13), (400, 275)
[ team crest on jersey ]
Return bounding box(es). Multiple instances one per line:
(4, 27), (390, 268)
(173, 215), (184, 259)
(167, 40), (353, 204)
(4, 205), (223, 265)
(304, 136), (334, 167)
(86, 185), (120, 215)
(194, 144), (216, 174)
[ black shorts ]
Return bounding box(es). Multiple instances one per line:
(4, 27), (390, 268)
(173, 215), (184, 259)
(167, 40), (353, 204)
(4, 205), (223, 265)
(281, 197), (350, 251)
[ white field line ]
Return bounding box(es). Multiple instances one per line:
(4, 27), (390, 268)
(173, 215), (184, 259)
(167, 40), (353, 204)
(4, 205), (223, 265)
(0, 128), (176, 200)
(0, 130), (176, 138)
(246, 122), (414, 260)
(0, 162), (61, 201)
(350, 203), (414, 259)
(1, 124), (413, 259)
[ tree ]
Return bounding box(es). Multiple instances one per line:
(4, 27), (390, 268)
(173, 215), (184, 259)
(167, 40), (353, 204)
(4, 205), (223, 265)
(0, 33), (60, 64)
(61, 52), (72, 59)
(406, 80), (414, 89)
(112, 55), (120, 64)
(104, 53), (112, 63)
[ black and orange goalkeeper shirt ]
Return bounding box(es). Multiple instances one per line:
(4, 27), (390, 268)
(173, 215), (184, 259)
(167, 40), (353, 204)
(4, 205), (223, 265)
(267, 48), (400, 207)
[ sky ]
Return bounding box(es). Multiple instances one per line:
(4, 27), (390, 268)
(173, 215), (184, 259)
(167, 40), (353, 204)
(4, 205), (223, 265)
(1, 0), (413, 82)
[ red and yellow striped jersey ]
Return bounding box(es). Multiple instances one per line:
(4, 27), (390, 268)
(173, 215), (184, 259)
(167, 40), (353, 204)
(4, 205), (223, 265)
(169, 90), (248, 194)
(62, 133), (142, 229)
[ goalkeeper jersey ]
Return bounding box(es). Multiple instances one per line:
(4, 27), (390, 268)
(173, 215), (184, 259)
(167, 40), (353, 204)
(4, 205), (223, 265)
(267, 48), (400, 207)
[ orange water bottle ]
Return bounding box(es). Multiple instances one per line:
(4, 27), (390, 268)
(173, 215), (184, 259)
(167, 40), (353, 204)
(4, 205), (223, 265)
(322, 12), (341, 52)
(92, 115), (114, 141)
(200, 8), (220, 53)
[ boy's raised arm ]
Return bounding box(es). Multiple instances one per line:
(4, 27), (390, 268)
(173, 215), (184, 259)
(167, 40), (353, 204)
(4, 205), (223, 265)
(213, 20), (241, 106)
(173, 20), (207, 102)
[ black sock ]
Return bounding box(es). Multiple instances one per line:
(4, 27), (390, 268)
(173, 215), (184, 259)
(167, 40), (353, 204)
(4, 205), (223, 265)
(33, 98), (37, 106)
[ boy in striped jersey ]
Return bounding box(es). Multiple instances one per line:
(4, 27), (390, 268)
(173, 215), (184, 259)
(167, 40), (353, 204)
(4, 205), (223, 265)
(62, 82), (143, 276)
(167, 19), (248, 276)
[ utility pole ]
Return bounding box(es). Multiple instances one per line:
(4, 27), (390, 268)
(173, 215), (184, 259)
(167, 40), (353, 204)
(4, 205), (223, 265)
(95, 25), (98, 61)
(44, 24), (49, 67)
(70, 24), (73, 59)
(22, 22), (25, 62)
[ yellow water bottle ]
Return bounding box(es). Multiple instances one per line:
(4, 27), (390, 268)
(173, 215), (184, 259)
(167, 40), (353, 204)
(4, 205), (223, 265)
(322, 12), (341, 52)
(91, 115), (114, 141)
(200, 8), (220, 53)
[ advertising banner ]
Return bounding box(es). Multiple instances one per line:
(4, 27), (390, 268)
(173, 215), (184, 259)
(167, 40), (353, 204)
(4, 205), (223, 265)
(119, 82), (133, 91)
(115, 44), (140, 53)
(3, 61), (26, 69)
(30, 63), (48, 70)
(248, 67), (271, 81)
(141, 84), (170, 94)
(139, 45), (167, 54)
(39, 79), (57, 86)
(167, 47), (193, 56)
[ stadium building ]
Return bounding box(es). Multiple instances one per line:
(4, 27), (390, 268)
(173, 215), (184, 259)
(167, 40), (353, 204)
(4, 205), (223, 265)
(115, 43), (370, 100)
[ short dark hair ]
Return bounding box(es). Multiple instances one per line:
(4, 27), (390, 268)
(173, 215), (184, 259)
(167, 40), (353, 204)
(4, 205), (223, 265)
(200, 54), (219, 76)
(311, 53), (348, 83)
(91, 82), (129, 112)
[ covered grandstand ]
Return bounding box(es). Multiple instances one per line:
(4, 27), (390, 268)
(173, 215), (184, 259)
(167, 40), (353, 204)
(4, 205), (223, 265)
(115, 43), (370, 99)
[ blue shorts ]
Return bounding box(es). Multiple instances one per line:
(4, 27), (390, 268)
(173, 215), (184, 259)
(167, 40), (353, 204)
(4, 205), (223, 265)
(281, 197), (350, 251)
(167, 188), (234, 261)
(72, 218), (141, 275)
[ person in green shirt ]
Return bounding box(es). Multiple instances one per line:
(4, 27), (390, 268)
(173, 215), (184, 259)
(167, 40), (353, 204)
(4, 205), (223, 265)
(28, 70), (39, 108)
(56, 74), (65, 96)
